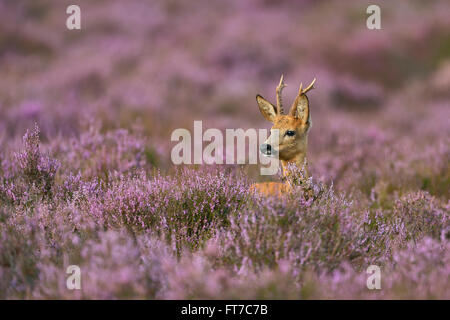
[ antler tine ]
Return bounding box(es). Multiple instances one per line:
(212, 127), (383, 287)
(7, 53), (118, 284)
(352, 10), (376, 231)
(276, 75), (287, 114)
(300, 78), (316, 95)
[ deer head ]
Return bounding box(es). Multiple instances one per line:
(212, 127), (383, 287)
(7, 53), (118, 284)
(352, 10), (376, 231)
(256, 76), (316, 170)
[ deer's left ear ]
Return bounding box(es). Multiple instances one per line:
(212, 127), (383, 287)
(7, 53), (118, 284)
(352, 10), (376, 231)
(289, 78), (315, 124)
(256, 95), (277, 122)
(292, 94), (310, 124)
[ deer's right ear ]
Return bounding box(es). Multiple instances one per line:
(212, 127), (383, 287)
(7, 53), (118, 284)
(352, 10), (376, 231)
(256, 95), (277, 122)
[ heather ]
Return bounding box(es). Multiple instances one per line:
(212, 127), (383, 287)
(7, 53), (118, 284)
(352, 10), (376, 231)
(0, 0), (449, 299)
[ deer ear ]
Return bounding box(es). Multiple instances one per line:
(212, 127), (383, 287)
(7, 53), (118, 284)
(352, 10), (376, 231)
(256, 95), (277, 122)
(289, 78), (315, 124)
(290, 94), (310, 124)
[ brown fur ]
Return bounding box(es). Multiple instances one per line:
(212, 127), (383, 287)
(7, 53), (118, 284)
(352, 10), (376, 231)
(251, 77), (315, 197)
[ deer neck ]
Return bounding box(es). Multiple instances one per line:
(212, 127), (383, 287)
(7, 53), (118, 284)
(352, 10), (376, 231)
(280, 151), (308, 182)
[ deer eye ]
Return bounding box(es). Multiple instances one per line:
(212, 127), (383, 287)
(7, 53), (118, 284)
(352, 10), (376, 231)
(285, 130), (295, 137)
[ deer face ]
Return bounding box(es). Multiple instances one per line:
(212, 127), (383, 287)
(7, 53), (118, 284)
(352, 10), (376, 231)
(257, 76), (315, 162)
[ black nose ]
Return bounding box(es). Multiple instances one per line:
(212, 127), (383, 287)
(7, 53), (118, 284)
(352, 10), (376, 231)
(260, 144), (271, 155)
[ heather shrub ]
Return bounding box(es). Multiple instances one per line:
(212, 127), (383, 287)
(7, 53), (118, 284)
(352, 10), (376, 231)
(17, 125), (60, 195)
(1, 124), (60, 206)
(51, 124), (148, 181)
(0, 0), (449, 300)
(215, 181), (362, 273)
(361, 191), (449, 263)
(392, 191), (448, 242)
(166, 238), (449, 300)
(0, 124), (448, 299)
(0, 208), (42, 298)
(283, 162), (327, 201)
(86, 167), (249, 252)
(165, 250), (302, 299)
(29, 230), (173, 299)
(312, 238), (450, 299)
(0, 200), (94, 298)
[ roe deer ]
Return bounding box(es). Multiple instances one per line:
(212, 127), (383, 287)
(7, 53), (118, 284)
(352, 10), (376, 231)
(251, 75), (316, 197)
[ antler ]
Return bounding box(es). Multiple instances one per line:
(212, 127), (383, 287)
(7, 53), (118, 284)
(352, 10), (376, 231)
(298, 78), (316, 96)
(276, 75), (287, 114)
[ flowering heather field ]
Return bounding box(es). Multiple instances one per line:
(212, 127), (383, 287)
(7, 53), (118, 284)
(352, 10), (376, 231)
(0, 0), (449, 299)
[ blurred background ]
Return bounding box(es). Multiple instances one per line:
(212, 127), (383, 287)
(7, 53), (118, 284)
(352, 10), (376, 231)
(0, 0), (449, 192)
